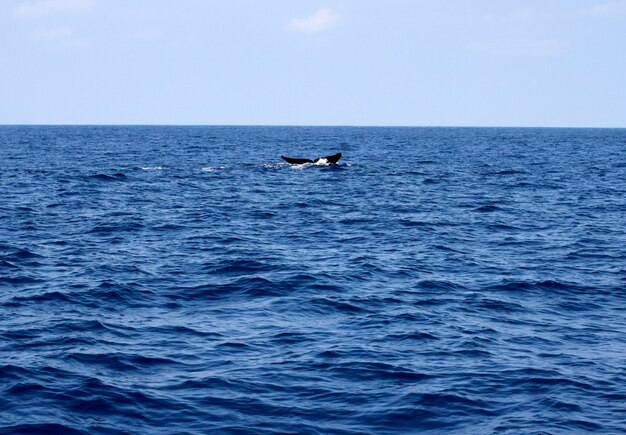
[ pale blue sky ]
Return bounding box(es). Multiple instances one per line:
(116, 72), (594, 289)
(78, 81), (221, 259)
(1, 0), (625, 127)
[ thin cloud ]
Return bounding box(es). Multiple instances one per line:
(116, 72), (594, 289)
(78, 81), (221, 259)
(134, 29), (163, 43)
(288, 8), (337, 33)
(468, 39), (564, 57)
(585, 0), (626, 16)
(30, 26), (89, 49)
(30, 25), (89, 48)
(14, 0), (96, 19)
(31, 25), (73, 40)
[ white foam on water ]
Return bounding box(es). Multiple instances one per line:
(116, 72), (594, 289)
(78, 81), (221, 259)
(201, 166), (224, 172)
(141, 166), (165, 170)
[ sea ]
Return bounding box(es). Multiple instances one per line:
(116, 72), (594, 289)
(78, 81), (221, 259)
(0, 126), (625, 434)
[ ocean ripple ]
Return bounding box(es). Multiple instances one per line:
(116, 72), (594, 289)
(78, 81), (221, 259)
(1, 126), (625, 434)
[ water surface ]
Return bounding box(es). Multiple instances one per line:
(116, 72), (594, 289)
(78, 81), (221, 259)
(1, 126), (625, 434)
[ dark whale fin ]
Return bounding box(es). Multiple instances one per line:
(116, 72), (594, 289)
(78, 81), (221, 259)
(281, 156), (314, 164)
(282, 152), (342, 165)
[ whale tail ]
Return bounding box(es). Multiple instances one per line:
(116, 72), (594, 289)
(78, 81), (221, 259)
(281, 156), (314, 164)
(282, 152), (342, 165)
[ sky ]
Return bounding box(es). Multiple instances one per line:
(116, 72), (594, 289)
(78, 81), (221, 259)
(1, 0), (625, 127)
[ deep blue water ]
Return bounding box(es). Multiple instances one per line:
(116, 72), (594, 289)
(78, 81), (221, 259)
(1, 126), (625, 434)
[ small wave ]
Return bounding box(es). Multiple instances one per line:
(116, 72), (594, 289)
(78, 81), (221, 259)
(205, 258), (271, 275)
(474, 297), (525, 313)
(15, 206), (35, 213)
(1, 249), (42, 261)
(270, 331), (314, 345)
(67, 352), (181, 370)
(338, 217), (372, 225)
(384, 332), (439, 342)
(168, 376), (242, 392)
(0, 276), (42, 285)
(414, 280), (468, 292)
(88, 172), (127, 181)
(216, 341), (251, 350)
(511, 376), (594, 391)
(474, 204), (502, 212)
(400, 392), (493, 413)
(362, 407), (440, 431)
(485, 279), (585, 294)
(10, 290), (73, 305)
(230, 276), (286, 297)
(140, 166), (165, 170)
(308, 297), (370, 315)
(494, 169), (527, 175)
(79, 281), (158, 308)
(247, 210), (276, 219)
(332, 361), (432, 382)
(143, 325), (223, 339)
(0, 260), (19, 269)
(0, 424), (87, 435)
(0, 364), (33, 380)
(201, 166), (224, 172)
(168, 276), (285, 300)
(432, 244), (466, 253)
(399, 219), (432, 228)
(53, 319), (134, 338)
(86, 222), (144, 234)
(452, 348), (492, 357)
(538, 397), (584, 413)
(566, 249), (621, 260)
(487, 223), (520, 231)
(6, 382), (50, 396)
(151, 223), (184, 232)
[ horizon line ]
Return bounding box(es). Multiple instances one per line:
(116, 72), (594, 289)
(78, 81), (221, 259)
(1, 123), (625, 130)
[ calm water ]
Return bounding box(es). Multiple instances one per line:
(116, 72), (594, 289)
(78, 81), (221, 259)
(1, 126), (625, 434)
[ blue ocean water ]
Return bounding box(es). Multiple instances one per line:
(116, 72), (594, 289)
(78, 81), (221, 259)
(0, 125), (625, 434)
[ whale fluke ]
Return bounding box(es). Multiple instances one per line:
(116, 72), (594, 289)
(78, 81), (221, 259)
(281, 153), (342, 165)
(281, 156), (314, 164)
